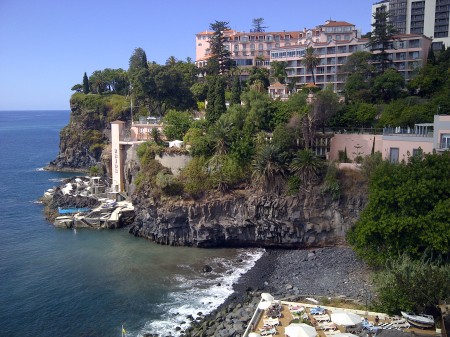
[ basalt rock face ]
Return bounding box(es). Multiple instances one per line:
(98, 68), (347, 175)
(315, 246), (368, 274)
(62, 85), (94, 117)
(48, 94), (128, 171)
(130, 183), (367, 248)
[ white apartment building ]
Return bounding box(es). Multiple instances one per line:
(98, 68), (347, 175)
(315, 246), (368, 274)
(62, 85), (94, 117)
(373, 0), (450, 50)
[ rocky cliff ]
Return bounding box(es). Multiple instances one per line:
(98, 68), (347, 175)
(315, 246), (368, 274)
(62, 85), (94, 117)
(48, 93), (129, 171)
(129, 172), (367, 248)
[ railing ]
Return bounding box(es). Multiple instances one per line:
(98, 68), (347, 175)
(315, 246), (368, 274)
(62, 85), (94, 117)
(383, 127), (433, 137)
(242, 299), (264, 337)
(320, 127), (384, 135)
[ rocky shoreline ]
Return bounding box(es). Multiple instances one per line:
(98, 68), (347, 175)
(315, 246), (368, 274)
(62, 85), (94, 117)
(173, 246), (371, 337)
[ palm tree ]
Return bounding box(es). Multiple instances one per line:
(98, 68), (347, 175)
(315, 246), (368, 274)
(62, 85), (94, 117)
(252, 144), (286, 194)
(290, 149), (323, 186)
(212, 119), (232, 155)
(302, 47), (320, 85)
(165, 56), (178, 67)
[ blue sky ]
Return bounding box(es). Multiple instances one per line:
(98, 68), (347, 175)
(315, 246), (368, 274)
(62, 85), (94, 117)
(0, 0), (374, 110)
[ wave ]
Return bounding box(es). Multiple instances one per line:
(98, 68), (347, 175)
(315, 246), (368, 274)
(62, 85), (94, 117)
(35, 167), (45, 172)
(137, 248), (264, 337)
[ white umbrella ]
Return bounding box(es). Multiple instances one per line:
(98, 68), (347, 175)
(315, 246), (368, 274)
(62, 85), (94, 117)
(331, 312), (363, 326)
(261, 293), (274, 302)
(332, 334), (359, 337)
(284, 323), (317, 337)
(258, 301), (272, 310)
(248, 333), (261, 337)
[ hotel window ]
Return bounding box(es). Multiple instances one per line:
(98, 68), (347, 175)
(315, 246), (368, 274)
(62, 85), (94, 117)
(198, 43), (202, 46)
(258, 43), (264, 50)
(441, 134), (450, 149)
(389, 148), (399, 163)
(234, 44), (239, 51)
(344, 35), (350, 40)
(336, 35), (341, 40)
(242, 43), (247, 50)
(275, 43), (280, 48)
(250, 44), (255, 50)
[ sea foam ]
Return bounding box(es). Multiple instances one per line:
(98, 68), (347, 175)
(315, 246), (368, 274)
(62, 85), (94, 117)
(138, 248), (264, 337)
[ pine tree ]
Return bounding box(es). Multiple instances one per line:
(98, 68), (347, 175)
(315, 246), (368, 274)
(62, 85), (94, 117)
(206, 76), (226, 124)
(252, 18), (268, 32)
(366, 5), (397, 73)
(206, 76), (217, 123)
(82, 72), (90, 94)
(208, 21), (232, 75)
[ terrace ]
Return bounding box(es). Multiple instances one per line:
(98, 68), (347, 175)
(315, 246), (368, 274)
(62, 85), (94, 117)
(244, 297), (441, 337)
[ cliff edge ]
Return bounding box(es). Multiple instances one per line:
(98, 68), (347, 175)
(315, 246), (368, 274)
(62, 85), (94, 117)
(130, 170), (367, 248)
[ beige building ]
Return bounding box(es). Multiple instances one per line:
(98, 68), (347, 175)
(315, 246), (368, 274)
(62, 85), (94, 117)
(329, 115), (450, 162)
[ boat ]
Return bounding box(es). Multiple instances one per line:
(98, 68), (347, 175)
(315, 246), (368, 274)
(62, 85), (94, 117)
(401, 311), (434, 328)
(54, 216), (74, 228)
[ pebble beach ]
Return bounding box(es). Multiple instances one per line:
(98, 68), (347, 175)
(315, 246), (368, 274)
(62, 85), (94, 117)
(179, 247), (372, 337)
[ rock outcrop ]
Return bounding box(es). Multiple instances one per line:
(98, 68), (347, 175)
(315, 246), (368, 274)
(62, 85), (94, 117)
(130, 176), (367, 248)
(47, 93), (129, 171)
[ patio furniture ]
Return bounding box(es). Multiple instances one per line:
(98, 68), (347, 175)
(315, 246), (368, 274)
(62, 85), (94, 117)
(315, 314), (331, 322)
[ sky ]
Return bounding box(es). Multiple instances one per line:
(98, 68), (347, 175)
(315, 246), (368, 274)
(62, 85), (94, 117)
(0, 0), (375, 110)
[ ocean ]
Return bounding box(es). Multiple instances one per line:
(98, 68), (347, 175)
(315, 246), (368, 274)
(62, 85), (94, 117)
(0, 110), (263, 337)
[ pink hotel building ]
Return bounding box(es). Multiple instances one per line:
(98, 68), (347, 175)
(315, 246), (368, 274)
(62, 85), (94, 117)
(195, 20), (432, 91)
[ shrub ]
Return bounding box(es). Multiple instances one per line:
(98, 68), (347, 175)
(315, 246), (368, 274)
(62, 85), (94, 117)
(179, 156), (210, 198)
(155, 171), (184, 196)
(321, 162), (340, 201)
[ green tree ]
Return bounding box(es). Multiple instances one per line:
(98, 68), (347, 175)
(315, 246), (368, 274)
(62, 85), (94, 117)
(211, 118), (232, 155)
(290, 149), (324, 187)
(163, 110), (193, 140)
(252, 18), (268, 32)
(247, 67), (270, 90)
(206, 76), (226, 124)
(252, 144), (286, 195)
(83, 72), (90, 94)
(366, 5), (397, 73)
(128, 47), (152, 105)
(372, 68), (405, 102)
(302, 47), (320, 85)
(270, 61), (287, 84)
(190, 82), (208, 102)
(348, 152), (450, 266)
(72, 84), (83, 92)
(373, 254), (450, 314)
(208, 21), (232, 75)
(89, 70), (107, 94)
(230, 76), (241, 105)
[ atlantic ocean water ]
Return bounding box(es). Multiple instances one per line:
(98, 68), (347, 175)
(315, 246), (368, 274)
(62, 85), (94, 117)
(0, 111), (263, 337)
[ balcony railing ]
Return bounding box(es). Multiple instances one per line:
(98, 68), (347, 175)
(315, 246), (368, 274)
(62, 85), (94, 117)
(383, 127), (433, 137)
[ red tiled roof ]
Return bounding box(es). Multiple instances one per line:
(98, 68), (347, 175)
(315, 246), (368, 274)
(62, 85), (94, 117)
(323, 21), (354, 27)
(269, 81), (287, 88)
(196, 31), (213, 35)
